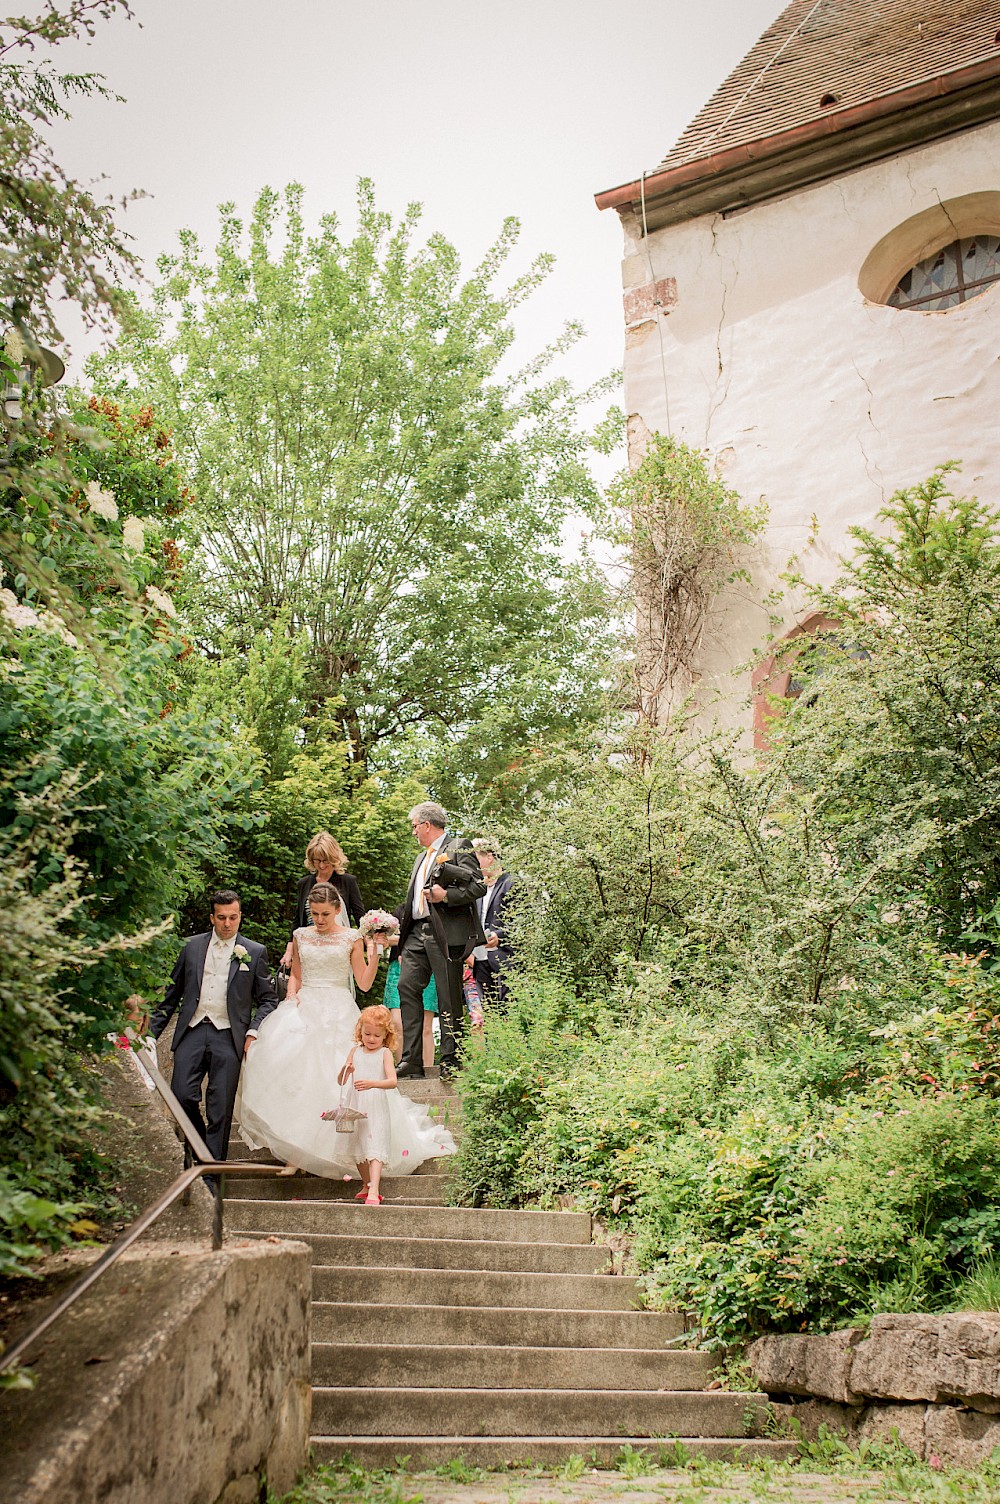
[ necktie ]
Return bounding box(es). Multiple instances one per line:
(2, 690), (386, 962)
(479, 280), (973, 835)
(418, 849), (435, 914)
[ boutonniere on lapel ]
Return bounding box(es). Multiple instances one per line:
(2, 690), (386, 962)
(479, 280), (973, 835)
(434, 841), (468, 882)
(232, 944), (251, 972)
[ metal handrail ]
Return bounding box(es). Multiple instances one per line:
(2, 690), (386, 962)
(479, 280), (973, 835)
(0, 1040), (292, 1375)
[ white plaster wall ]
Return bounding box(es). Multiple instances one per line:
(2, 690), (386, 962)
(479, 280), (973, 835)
(621, 119), (1000, 735)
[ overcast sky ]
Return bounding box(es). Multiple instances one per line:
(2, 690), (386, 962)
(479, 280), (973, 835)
(50, 0), (782, 410)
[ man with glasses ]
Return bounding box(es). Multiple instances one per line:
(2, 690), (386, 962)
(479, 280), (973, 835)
(395, 803), (486, 1080)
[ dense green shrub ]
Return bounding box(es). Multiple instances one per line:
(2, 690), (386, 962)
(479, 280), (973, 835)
(454, 471), (1000, 1344)
(780, 466), (1000, 945)
(0, 769), (133, 1274)
(639, 1083), (1000, 1342)
(0, 627), (257, 1032)
(456, 959), (1000, 1343)
(451, 973), (586, 1207)
(0, 533), (254, 1271)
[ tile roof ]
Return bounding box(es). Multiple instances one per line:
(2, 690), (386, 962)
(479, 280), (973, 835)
(656, 0), (1000, 174)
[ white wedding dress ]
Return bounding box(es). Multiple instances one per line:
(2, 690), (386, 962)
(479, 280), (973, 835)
(238, 925), (455, 1179)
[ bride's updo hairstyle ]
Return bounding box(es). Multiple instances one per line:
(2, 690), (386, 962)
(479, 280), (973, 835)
(355, 1004), (398, 1052)
(309, 882), (340, 909)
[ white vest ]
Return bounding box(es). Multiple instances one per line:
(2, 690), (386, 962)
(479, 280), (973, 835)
(190, 935), (235, 1030)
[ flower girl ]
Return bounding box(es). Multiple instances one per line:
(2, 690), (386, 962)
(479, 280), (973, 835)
(337, 1005), (456, 1204)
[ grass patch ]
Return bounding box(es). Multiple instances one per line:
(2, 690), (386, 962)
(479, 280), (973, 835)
(947, 1255), (1000, 1313)
(272, 1440), (1000, 1504)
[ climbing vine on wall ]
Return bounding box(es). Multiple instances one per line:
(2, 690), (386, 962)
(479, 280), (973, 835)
(609, 434), (766, 718)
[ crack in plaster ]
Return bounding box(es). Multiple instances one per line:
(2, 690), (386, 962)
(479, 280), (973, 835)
(851, 359), (887, 503)
(933, 189), (961, 241)
(705, 213), (740, 448)
(901, 159), (922, 211)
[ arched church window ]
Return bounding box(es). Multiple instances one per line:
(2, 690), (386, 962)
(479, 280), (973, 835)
(785, 632), (868, 706)
(751, 613), (840, 751)
(887, 236), (1000, 313)
(859, 196), (1000, 310)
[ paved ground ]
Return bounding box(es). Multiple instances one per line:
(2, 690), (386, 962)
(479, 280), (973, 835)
(285, 1459), (1000, 1504)
(376, 1475), (894, 1504)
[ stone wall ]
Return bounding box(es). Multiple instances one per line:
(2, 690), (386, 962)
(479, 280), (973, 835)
(0, 1240), (312, 1504)
(749, 1314), (1000, 1466)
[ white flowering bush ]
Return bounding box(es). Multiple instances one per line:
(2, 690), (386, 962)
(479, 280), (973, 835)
(0, 770), (127, 1276)
(84, 480), (118, 521)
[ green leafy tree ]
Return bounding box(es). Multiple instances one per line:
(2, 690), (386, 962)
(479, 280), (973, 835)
(92, 182), (615, 794)
(181, 614), (311, 783)
(183, 733), (424, 962)
(779, 465), (1000, 944)
(0, 4), (272, 1285)
(0, 1), (136, 343)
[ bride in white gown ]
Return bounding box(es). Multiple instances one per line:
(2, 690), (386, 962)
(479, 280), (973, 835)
(239, 883), (381, 1176)
(238, 882), (455, 1180)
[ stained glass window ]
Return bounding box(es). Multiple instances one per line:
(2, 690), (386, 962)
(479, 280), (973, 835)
(888, 236), (1000, 312)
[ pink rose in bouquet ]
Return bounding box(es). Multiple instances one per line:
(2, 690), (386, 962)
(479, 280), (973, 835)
(359, 908), (400, 946)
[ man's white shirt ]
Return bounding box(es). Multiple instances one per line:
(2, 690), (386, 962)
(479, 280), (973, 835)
(412, 833), (447, 920)
(190, 933), (235, 1031)
(473, 881), (498, 961)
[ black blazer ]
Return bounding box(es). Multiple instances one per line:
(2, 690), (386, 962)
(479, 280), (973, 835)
(291, 871), (365, 940)
(478, 871), (517, 975)
(397, 833), (487, 960)
(149, 931), (278, 1055)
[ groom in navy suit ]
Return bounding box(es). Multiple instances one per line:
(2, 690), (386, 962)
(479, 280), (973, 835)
(149, 889), (278, 1162)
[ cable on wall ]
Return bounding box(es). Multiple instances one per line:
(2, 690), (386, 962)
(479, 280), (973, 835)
(639, 168), (673, 439)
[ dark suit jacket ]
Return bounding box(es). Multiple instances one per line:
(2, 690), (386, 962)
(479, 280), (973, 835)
(290, 871), (364, 940)
(478, 870), (517, 976)
(397, 833), (487, 960)
(149, 931), (278, 1055)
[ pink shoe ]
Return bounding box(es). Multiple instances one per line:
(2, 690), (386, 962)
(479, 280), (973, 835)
(364, 1194), (383, 1205)
(353, 1188), (369, 1201)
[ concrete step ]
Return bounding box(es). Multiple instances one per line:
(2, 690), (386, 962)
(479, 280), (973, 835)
(225, 1174), (450, 1203)
(312, 1302), (686, 1349)
(312, 1266), (640, 1310)
(310, 1437), (800, 1468)
(311, 1387), (772, 1437)
(312, 1343), (714, 1391)
(224, 1154), (446, 1177)
(245, 1232), (611, 1274)
(224, 1200), (591, 1244)
(397, 1080), (460, 1108)
(226, 1142), (280, 1163)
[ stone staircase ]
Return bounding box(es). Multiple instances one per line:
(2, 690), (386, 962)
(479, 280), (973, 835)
(225, 1074), (797, 1468)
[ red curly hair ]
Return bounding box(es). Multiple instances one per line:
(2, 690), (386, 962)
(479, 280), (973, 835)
(354, 1004), (398, 1052)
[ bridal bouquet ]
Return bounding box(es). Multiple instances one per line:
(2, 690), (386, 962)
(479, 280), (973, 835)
(359, 908), (400, 946)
